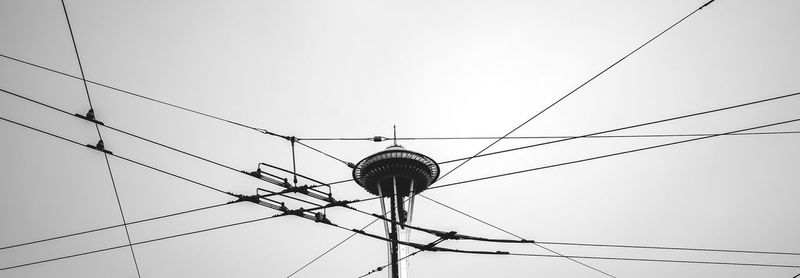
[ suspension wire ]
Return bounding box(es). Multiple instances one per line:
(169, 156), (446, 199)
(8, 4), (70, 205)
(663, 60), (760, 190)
(438, 91), (800, 165)
(313, 214), (800, 271)
(0, 212), (285, 272)
(0, 53), (287, 140)
(0, 87), (334, 208)
(9, 111), (799, 262)
(298, 131), (800, 141)
(0, 194), (341, 273)
(0, 202), (233, 252)
(437, 0), (717, 184)
(356, 237), (449, 278)
(286, 218), (382, 278)
(534, 241), (800, 257)
(417, 247), (800, 269)
(9, 85), (796, 193)
(419, 194), (613, 277)
(60, 1), (141, 276)
(429, 117), (800, 191)
(295, 140), (354, 167)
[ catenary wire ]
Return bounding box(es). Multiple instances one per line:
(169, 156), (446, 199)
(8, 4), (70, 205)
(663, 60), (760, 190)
(437, 0), (717, 183)
(419, 194), (616, 277)
(59, 1), (141, 276)
(298, 131), (800, 141)
(9, 103), (792, 276)
(0, 202), (233, 252)
(420, 246), (800, 269)
(438, 91), (800, 165)
(315, 1), (720, 271)
(429, 117), (800, 191)
(0, 87), (331, 208)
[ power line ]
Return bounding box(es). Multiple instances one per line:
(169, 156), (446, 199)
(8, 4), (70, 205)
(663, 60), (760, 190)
(60, 1), (141, 276)
(429, 117), (800, 191)
(0, 211), (283, 272)
(0, 202), (232, 252)
(355, 237), (449, 278)
(437, 91), (800, 165)
(419, 246), (800, 269)
(298, 131), (800, 141)
(286, 218), (381, 278)
(436, 0), (717, 184)
(535, 241), (800, 257)
(0, 87), (334, 209)
(419, 195), (616, 277)
(0, 196), (338, 272)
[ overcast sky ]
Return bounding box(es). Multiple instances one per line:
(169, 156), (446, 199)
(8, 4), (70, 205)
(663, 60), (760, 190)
(1, 0), (799, 277)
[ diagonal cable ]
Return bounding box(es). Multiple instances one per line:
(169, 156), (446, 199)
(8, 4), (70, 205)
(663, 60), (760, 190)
(60, 1), (141, 276)
(437, 0), (718, 182)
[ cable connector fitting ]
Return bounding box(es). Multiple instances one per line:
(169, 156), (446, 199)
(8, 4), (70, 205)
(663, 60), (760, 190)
(241, 169), (261, 178)
(372, 136), (386, 142)
(86, 139), (112, 154)
(228, 193), (260, 204)
(699, 0), (715, 10)
(74, 109), (104, 125)
(313, 212), (331, 224)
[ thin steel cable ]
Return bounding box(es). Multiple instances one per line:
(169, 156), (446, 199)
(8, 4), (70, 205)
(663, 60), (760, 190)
(0, 55), (286, 139)
(0, 202), (232, 252)
(355, 238), (448, 278)
(535, 241), (800, 256)
(0, 212), (284, 272)
(429, 118), (800, 191)
(286, 218), (381, 278)
(418, 247), (800, 269)
(0, 87), (329, 208)
(438, 0), (717, 183)
(295, 140), (353, 167)
(61, 1), (140, 276)
(419, 195), (616, 277)
(438, 91), (800, 165)
(298, 131), (800, 141)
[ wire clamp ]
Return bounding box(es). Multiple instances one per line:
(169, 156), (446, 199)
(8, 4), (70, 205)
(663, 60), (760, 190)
(313, 212), (332, 224)
(74, 109), (104, 125)
(86, 139), (112, 154)
(241, 169), (261, 178)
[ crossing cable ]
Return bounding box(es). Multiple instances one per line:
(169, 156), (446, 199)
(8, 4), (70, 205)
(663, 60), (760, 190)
(356, 237), (450, 278)
(0, 202), (233, 252)
(0, 87), (332, 209)
(437, 0), (718, 183)
(298, 131), (800, 142)
(59, 1), (141, 276)
(0, 194), (340, 272)
(438, 91), (800, 165)
(297, 114), (800, 276)
(0, 52), (355, 167)
(418, 194), (612, 277)
(0, 54), (286, 140)
(310, 215), (800, 272)
(428, 117), (800, 191)
(414, 246), (800, 269)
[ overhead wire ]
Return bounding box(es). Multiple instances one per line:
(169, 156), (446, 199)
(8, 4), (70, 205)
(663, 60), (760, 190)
(438, 91), (800, 165)
(304, 1), (721, 276)
(0, 202), (233, 252)
(419, 194), (616, 277)
(436, 0), (718, 183)
(429, 117), (800, 191)
(61, 1), (142, 275)
(297, 131), (800, 141)
(0, 87), (332, 209)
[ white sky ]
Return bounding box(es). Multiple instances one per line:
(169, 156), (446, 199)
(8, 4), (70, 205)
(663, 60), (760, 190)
(1, 0), (799, 277)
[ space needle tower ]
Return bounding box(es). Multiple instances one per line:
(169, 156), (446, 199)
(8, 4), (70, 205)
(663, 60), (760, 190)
(352, 132), (440, 278)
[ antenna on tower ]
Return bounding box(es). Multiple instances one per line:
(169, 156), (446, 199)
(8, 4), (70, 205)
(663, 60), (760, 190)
(393, 125), (398, 146)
